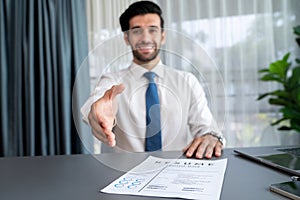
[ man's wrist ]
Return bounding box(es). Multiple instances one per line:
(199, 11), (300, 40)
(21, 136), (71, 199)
(204, 132), (225, 146)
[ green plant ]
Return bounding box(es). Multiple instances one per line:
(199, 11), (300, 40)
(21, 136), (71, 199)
(257, 25), (300, 133)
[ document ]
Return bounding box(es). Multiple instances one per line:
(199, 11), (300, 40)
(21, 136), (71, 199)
(101, 156), (227, 200)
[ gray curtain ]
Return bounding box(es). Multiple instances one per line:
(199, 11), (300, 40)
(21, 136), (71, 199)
(0, 0), (90, 156)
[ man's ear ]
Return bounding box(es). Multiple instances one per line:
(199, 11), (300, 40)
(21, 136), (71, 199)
(161, 30), (166, 45)
(123, 33), (130, 46)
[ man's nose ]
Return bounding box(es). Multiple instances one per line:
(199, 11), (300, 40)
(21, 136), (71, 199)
(140, 29), (152, 42)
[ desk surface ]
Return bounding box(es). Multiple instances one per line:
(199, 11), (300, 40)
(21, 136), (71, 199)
(0, 147), (292, 200)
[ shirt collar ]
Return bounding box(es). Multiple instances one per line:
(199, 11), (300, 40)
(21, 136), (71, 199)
(129, 61), (165, 80)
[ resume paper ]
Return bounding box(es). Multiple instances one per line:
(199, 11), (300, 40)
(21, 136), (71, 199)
(101, 156), (227, 200)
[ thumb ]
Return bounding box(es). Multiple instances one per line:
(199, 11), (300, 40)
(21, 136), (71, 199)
(111, 84), (125, 99)
(103, 84), (125, 101)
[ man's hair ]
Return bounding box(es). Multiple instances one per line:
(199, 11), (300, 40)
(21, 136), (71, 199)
(119, 1), (164, 32)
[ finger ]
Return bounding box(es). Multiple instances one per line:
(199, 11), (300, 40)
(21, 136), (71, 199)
(89, 115), (116, 146)
(214, 142), (223, 157)
(96, 121), (116, 147)
(185, 138), (202, 158)
(182, 141), (192, 153)
(89, 117), (106, 138)
(91, 101), (115, 130)
(91, 126), (116, 147)
(88, 112), (104, 131)
(92, 129), (116, 147)
(195, 140), (209, 159)
(102, 129), (116, 146)
(90, 102), (106, 124)
(89, 109), (108, 130)
(204, 144), (215, 159)
(92, 129), (109, 144)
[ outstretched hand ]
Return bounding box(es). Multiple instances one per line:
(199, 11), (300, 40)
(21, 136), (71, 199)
(88, 84), (125, 146)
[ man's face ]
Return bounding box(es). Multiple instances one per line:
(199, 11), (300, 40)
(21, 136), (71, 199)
(125, 14), (165, 65)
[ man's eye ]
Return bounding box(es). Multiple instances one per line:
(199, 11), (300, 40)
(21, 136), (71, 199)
(149, 28), (159, 33)
(132, 29), (143, 35)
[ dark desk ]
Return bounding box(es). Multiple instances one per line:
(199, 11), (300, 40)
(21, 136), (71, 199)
(0, 147), (291, 200)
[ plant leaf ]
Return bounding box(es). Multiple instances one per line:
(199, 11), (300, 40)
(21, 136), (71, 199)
(278, 126), (292, 131)
(293, 25), (300, 47)
(257, 93), (270, 100)
(271, 117), (288, 126)
(269, 58), (290, 79)
(287, 66), (300, 88)
(282, 52), (291, 62)
(290, 87), (300, 105)
(296, 38), (300, 48)
(290, 119), (300, 133)
(260, 74), (283, 82)
(257, 90), (290, 101)
(272, 90), (290, 98)
(294, 25), (300, 35)
(269, 98), (291, 106)
(258, 68), (270, 73)
(280, 107), (300, 120)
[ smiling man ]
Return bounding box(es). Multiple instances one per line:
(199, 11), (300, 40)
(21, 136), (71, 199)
(125, 15), (163, 65)
(81, 1), (225, 159)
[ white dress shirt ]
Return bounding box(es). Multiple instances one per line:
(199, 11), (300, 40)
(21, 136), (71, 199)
(81, 61), (224, 152)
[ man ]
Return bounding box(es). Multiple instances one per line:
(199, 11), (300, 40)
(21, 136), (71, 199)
(81, 1), (225, 159)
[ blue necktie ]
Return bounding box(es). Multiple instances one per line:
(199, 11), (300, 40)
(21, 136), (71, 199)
(144, 72), (162, 151)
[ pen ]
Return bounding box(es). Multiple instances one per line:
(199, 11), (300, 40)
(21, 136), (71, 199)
(291, 176), (300, 181)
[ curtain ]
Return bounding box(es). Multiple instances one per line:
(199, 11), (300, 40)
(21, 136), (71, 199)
(0, 0), (91, 157)
(86, 0), (300, 149)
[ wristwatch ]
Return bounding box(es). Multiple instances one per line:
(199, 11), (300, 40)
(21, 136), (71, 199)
(205, 133), (225, 146)
(215, 135), (225, 146)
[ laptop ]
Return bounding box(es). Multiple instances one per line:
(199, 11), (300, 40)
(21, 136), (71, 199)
(234, 146), (300, 176)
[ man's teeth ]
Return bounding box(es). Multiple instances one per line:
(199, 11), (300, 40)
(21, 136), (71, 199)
(138, 46), (154, 50)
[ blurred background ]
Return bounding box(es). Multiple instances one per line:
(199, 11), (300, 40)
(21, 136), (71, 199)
(1, 0), (300, 157)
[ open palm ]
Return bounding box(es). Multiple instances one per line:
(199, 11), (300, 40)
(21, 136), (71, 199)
(89, 84), (125, 146)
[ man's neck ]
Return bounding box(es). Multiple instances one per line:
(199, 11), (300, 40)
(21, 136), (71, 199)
(133, 58), (160, 70)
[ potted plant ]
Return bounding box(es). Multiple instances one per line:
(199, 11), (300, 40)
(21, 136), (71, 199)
(257, 25), (300, 133)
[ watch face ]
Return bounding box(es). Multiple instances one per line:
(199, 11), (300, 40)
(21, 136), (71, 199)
(218, 136), (224, 145)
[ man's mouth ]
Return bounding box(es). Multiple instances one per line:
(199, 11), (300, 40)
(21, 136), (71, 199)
(136, 44), (155, 52)
(139, 46), (153, 50)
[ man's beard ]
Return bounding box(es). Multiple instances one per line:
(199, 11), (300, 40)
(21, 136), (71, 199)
(132, 46), (161, 63)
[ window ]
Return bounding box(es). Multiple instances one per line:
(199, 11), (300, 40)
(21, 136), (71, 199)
(85, 0), (300, 152)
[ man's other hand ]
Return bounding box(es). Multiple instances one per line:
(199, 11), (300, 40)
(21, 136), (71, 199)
(183, 134), (223, 159)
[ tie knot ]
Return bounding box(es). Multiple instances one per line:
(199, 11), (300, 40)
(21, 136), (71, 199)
(144, 72), (156, 83)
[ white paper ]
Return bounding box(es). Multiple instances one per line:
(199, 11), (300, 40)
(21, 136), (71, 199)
(101, 156), (227, 200)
